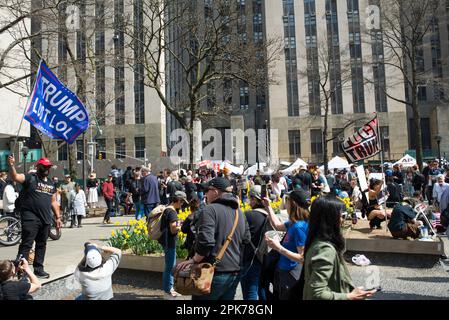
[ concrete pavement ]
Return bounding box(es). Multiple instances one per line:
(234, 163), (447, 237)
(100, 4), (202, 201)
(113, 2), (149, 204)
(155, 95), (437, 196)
(0, 215), (131, 284)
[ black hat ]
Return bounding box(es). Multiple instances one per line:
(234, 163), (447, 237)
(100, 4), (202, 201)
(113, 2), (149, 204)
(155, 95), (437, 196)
(205, 177), (232, 192)
(286, 190), (310, 209)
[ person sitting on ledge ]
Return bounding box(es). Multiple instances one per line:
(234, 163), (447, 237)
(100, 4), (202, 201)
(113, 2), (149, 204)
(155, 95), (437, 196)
(387, 203), (423, 240)
(362, 179), (391, 230)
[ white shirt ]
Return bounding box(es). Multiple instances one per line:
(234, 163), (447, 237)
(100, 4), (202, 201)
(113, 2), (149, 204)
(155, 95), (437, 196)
(433, 183), (449, 204)
(2, 185), (18, 213)
(73, 190), (87, 216)
(279, 177), (287, 191)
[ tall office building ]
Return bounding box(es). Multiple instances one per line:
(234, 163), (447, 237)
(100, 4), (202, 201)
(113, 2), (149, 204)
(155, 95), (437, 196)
(406, 0), (449, 160)
(266, 0), (409, 163)
(31, 0), (166, 168)
(165, 0), (270, 165)
(166, 0), (410, 165)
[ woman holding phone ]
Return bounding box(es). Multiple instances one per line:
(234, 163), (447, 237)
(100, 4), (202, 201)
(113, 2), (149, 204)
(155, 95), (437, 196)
(263, 190), (309, 300)
(303, 196), (377, 300)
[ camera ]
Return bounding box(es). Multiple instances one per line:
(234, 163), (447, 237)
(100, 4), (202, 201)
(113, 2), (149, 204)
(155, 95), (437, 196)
(12, 254), (24, 269)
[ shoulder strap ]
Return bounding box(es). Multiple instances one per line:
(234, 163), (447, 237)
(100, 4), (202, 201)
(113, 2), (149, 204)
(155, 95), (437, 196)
(214, 209), (239, 265)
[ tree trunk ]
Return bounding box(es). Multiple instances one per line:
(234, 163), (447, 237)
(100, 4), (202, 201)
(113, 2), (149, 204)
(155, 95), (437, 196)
(412, 101), (424, 171)
(411, 74), (424, 171)
(323, 100), (329, 173)
(68, 144), (77, 178)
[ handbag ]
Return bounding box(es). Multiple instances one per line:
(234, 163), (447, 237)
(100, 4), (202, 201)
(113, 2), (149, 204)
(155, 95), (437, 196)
(173, 209), (239, 296)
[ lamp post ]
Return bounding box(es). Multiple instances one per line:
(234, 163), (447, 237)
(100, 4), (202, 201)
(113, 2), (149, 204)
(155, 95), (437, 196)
(434, 135), (442, 168)
(21, 146), (29, 174)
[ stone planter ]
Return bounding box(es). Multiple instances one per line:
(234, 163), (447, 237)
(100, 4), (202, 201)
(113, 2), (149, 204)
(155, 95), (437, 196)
(119, 253), (183, 272)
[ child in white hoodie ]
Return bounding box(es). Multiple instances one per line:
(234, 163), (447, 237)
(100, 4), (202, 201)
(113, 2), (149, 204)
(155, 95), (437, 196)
(75, 243), (122, 300)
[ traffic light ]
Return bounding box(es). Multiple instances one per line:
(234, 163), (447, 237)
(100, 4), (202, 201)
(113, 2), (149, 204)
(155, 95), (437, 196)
(98, 153), (102, 160)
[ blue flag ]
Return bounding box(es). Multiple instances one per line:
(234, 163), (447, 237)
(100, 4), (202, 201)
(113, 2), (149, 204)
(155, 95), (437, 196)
(24, 60), (89, 144)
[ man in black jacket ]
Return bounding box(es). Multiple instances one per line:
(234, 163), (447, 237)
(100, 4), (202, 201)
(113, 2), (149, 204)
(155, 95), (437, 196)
(176, 177), (250, 300)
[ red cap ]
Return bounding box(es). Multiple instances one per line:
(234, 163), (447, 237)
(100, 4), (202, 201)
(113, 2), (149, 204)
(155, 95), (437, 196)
(36, 158), (53, 167)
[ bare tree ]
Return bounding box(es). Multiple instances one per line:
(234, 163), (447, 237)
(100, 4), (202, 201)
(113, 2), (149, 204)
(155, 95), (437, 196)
(1, 0), (128, 178)
(123, 0), (281, 165)
(298, 30), (366, 171)
(363, 0), (441, 170)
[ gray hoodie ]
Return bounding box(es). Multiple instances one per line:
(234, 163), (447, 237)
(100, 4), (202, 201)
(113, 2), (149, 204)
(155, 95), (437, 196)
(195, 193), (250, 273)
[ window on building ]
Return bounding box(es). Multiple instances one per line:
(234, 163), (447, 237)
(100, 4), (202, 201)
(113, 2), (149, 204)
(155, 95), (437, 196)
(409, 118), (431, 151)
(76, 140), (84, 161)
(134, 0), (145, 124)
(58, 141), (68, 161)
(115, 0), (125, 125)
(332, 128), (344, 156)
(115, 138), (125, 159)
(135, 137), (145, 159)
(379, 126), (390, 154)
(96, 139), (106, 159)
(418, 86), (427, 101)
(239, 82), (249, 110)
(311, 129), (323, 155)
(288, 130), (301, 157)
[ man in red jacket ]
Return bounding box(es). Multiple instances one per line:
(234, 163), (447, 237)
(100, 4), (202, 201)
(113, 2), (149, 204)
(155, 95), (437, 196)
(102, 174), (114, 224)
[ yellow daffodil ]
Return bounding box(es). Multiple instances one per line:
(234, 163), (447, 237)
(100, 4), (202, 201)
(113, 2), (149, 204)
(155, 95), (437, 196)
(115, 221), (120, 226)
(122, 230), (128, 236)
(125, 234), (130, 239)
(111, 231), (116, 237)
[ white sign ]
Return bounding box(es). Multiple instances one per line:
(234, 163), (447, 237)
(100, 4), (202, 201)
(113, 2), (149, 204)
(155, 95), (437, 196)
(356, 165), (368, 192)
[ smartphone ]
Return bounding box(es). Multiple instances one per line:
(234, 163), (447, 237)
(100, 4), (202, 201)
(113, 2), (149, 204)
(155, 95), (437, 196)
(364, 286), (382, 292)
(261, 185), (268, 198)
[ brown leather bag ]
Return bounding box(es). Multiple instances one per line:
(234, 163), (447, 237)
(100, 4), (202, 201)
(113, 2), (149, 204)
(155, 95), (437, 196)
(173, 209), (240, 296)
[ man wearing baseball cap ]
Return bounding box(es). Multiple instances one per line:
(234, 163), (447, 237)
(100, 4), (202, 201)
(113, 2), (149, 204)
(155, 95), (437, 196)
(8, 155), (61, 279)
(175, 177), (250, 300)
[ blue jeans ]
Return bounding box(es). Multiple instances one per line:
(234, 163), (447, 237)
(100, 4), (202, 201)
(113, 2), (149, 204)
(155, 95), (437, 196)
(143, 203), (158, 220)
(192, 272), (240, 300)
(240, 260), (265, 300)
(134, 201), (144, 220)
(163, 247), (176, 293)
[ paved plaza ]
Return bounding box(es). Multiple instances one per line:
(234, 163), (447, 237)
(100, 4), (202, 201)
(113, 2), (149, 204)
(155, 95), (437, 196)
(1, 214), (449, 300)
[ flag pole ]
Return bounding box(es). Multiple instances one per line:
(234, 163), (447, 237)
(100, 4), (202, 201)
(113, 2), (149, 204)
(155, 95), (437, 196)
(11, 60), (43, 160)
(375, 112), (389, 232)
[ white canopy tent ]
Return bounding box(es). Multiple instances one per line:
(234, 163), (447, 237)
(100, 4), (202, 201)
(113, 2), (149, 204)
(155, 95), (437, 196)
(394, 155), (417, 168)
(281, 158), (308, 175)
(223, 162), (244, 175)
(327, 156), (351, 170)
(244, 163), (274, 176)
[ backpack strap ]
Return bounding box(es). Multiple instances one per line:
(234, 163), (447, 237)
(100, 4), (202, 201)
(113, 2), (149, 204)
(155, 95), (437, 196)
(214, 209), (239, 266)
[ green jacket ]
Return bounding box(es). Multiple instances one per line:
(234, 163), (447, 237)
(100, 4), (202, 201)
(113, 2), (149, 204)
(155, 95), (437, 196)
(303, 240), (354, 300)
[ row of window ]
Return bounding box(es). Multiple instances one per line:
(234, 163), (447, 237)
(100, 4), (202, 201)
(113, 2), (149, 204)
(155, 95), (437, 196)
(57, 137), (146, 161)
(288, 127), (390, 157)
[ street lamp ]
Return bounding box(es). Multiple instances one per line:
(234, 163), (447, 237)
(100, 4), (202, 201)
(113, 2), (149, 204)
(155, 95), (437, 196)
(434, 134), (442, 167)
(21, 146), (29, 174)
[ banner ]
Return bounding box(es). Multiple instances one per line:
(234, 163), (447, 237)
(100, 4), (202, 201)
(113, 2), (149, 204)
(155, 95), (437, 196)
(341, 117), (380, 163)
(24, 60), (89, 144)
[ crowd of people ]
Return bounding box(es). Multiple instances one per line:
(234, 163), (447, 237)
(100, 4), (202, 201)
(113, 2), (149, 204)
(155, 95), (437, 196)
(1, 155), (449, 301)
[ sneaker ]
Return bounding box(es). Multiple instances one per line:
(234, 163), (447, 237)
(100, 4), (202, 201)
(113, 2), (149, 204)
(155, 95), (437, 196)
(34, 270), (50, 279)
(351, 254), (371, 266)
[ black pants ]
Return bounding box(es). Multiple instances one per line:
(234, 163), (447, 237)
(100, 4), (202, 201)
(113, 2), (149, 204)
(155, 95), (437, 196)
(104, 198), (113, 222)
(18, 215), (50, 272)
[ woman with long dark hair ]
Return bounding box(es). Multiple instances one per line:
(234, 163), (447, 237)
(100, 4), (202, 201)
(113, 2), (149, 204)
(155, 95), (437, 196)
(303, 196), (376, 300)
(264, 190), (309, 300)
(363, 179), (391, 229)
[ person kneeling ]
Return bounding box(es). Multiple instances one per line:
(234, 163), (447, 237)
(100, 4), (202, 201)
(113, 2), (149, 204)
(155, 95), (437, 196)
(75, 243), (122, 300)
(388, 204), (423, 240)
(0, 258), (41, 300)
